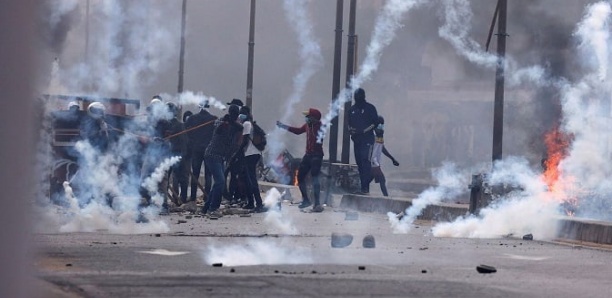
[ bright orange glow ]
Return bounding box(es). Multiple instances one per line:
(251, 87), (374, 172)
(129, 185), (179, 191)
(292, 169), (299, 186)
(542, 126), (572, 193)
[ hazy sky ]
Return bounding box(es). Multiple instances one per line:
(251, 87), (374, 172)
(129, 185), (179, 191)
(42, 0), (599, 168)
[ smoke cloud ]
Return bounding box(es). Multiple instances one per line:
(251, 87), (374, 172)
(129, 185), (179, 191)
(202, 238), (313, 266)
(263, 188), (299, 235)
(388, 162), (470, 233)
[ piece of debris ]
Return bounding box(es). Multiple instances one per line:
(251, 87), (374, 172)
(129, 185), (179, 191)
(345, 211), (359, 221)
(230, 268), (235, 273)
(358, 266), (366, 270)
(177, 220), (187, 224)
(522, 234), (533, 241)
(476, 264), (497, 274)
(65, 263), (72, 267)
(155, 234), (161, 237)
(185, 216), (193, 219)
(396, 211), (405, 221)
(362, 235), (376, 248)
(421, 269), (427, 274)
(331, 232), (353, 248)
(212, 263), (223, 267)
(239, 213), (252, 217)
(419, 247), (428, 251)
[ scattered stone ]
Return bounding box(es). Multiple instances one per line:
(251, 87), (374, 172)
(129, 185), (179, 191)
(230, 268), (235, 273)
(185, 215), (193, 219)
(239, 214), (252, 217)
(419, 247), (428, 251)
(476, 264), (497, 274)
(111, 242), (117, 245)
(362, 235), (376, 248)
(522, 234), (533, 241)
(155, 234), (161, 237)
(274, 270), (279, 273)
(177, 220), (187, 224)
(345, 211), (359, 221)
(212, 263), (223, 267)
(331, 232), (353, 248)
(358, 266), (366, 270)
(421, 270), (427, 274)
(65, 263), (72, 267)
(311, 270), (317, 274)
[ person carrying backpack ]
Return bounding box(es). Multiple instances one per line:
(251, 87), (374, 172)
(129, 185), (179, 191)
(229, 106), (266, 213)
(276, 108), (325, 213)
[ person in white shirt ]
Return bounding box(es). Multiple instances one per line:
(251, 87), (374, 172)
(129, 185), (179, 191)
(232, 106), (266, 212)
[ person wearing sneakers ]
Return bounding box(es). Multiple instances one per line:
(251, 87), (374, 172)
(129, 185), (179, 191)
(230, 106), (266, 213)
(276, 108), (325, 213)
(369, 116), (399, 197)
(348, 88), (379, 195)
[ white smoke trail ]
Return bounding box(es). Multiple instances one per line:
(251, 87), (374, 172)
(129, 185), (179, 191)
(267, 0), (323, 168)
(438, 0), (497, 67)
(163, 90), (227, 111)
(50, 1), (177, 98)
(438, 0), (552, 88)
(263, 188), (299, 235)
(318, 0), (425, 142)
(141, 156), (181, 207)
(387, 162), (469, 233)
(575, 1), (611, 81)
(202, 239), (312, 266)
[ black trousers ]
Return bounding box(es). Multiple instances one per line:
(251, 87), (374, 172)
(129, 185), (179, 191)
(297, 154), (323, 206)
(191, 149), (212, 201)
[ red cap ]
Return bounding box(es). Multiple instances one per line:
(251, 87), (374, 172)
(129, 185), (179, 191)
(302, 108), (321, 120)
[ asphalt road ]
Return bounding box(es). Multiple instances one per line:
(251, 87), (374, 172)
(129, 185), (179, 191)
(34, 200), (612, 298)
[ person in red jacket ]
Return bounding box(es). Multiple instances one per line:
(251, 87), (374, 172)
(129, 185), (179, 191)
(277, 108), (325, 212)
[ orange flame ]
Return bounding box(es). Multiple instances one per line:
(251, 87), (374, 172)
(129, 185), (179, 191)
(542, 126), (571, 192)
(292, 169), (299, 186)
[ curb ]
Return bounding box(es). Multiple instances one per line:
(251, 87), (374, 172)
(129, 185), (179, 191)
(339, 194), (612, 246)
(557, 217), (612, 245)
(339, 194), (468, 222)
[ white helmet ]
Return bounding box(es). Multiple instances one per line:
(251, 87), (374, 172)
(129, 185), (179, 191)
(87, 102), (106, 119)
(68, 101), (79, 110)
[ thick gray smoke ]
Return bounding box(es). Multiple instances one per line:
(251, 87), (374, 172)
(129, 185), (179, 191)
(429, 1), (612, 238)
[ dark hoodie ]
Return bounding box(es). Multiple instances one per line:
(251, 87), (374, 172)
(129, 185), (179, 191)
(348, 88), (378, 143)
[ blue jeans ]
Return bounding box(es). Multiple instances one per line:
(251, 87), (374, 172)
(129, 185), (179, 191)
(353, 138), (373, 192)
(202, 156), (225, 213)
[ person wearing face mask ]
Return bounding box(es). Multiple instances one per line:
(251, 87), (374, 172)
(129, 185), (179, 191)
(229, 106), (266, 212)
(277, 108), (325, 213)
(348, 88), (379, 195)
(369, 116), (399, 197)
(200, 104), (243, 218)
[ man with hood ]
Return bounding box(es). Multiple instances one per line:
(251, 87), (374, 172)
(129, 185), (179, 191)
(348, 88), (378, 195)
(185, 101), (218, 203)
(277, 108), (325, 212)
(200, 104), (243, 218)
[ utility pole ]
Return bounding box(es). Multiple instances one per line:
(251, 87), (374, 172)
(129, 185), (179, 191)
(341, 0), (357, 164)
(329, 0), (344, 164)
(492, 0), (507, 162)
(246, 0), (256, 109)
(177, 0), (187, 94)
(85, 0), (90, 62)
